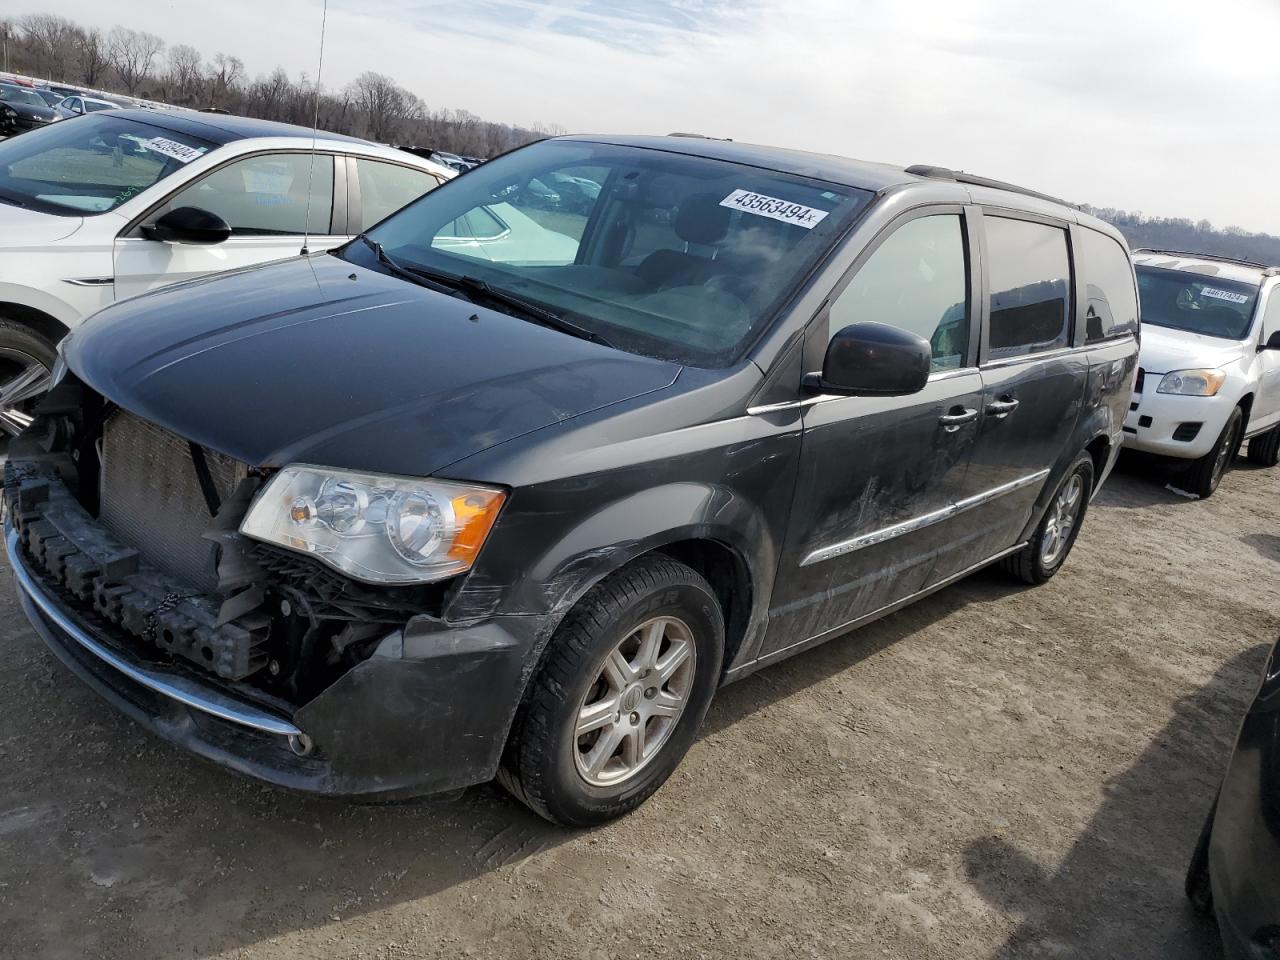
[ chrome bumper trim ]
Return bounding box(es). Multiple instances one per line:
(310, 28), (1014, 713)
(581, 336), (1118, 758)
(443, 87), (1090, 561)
(7, 528), (301, 737)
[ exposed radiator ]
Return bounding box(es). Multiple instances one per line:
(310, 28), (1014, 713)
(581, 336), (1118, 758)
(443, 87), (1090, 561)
(98, 411), (247, 592)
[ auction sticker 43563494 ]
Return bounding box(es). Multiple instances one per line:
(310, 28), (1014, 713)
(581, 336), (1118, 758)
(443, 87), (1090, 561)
(719, 189), (830, 229)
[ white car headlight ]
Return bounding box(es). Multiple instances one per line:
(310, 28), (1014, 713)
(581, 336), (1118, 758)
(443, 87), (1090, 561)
(1156, 368), (1226, 397)
(240, 465), (506, 585)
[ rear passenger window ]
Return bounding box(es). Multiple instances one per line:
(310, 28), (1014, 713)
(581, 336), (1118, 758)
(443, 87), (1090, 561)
(354, 158), (440, 229)
(1079, 229), (1138, 343)
(985, 217), (1071, 359)
(829, 214), (969, 371)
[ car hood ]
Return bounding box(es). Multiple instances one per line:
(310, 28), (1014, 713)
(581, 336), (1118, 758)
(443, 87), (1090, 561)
(0, 201), (83, 244)
(1137, 323), (1249, 375)
(6, 101), (54, 120)
(64, 255), (682, 476)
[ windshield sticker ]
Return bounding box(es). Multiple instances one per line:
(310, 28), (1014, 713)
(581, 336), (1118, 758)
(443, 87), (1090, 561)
(720, 189), (829, 229)
(140, 137), (205, 164)
(1201, 286), (1250, 305)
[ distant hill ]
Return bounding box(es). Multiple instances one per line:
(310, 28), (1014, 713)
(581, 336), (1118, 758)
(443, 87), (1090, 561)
(1084, 206), (1280, 266)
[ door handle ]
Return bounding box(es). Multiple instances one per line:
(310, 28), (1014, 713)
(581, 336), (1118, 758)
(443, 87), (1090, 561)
(939, 407), (978, 432)
(986, 397), (1020, 419)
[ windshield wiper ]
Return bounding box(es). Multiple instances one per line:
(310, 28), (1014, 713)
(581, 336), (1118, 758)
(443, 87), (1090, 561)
(359, 235), (613, 349)
(0, 192), (27, 209)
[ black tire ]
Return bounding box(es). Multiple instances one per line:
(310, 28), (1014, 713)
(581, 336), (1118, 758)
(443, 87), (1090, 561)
(1181, 407), (1244, 499)
(498, 555), (724, 827)
(1002, 452), (1095, 585)
(1247, 423), (1280, 468)
(0, 320), (58, 439)
(1185, 798), (1217, 916)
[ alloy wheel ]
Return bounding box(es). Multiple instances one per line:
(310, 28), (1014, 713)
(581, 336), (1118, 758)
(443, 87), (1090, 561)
(573, 615), (697, 787)
(0, 348), (51, 438)
(1040, 472), (1084, 568)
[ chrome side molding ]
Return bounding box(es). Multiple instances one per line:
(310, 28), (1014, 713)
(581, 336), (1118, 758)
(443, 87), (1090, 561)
(6, 529), (302, 737)
(800, 468), (1051, 566)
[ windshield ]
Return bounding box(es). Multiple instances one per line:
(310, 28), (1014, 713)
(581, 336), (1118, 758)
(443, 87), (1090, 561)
(1136, 265), (1260, 340)
(0, 113), (215, 215)
(348, 139), (873, 366)
(0, 86), (45, 107)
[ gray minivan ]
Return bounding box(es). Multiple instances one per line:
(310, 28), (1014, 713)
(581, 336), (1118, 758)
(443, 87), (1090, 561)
(6, 136), (1139, 825)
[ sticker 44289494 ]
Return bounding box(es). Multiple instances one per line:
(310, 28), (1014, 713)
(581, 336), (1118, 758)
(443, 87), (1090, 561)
(141, 137), (206, 164)
(719, 189), (829, 229)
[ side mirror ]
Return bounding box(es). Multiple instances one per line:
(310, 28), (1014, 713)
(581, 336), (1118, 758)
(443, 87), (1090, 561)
(1262, 330), (1280, 352)
(143, 207), (232, 245)
(806, 321), (932, 396)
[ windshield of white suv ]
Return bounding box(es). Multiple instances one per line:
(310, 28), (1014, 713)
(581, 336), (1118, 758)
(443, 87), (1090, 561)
(348, 139), (873, 366)
(1136, 265), (1260, 340)
(0, 114), (216, 215)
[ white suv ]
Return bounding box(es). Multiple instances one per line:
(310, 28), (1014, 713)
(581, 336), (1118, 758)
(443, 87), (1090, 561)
(1126, 250), (1280, 497)
(0, 109), (453, 434)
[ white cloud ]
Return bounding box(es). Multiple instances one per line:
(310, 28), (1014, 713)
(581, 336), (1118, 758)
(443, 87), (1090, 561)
(24, 0), (1280, 233)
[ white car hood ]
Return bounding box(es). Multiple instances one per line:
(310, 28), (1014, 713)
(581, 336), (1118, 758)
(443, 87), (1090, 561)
(1137, 323), (1248, 375)
(0, 202), (84, 246)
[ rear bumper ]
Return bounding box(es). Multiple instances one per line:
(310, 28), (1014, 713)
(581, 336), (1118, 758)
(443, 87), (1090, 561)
(7, 523), (542, 800)
(1121, 387), (1233, 459)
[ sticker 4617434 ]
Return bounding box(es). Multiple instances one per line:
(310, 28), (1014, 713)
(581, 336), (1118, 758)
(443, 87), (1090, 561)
(1200, 286), (1250, 305)
(719, 189), (829, 229)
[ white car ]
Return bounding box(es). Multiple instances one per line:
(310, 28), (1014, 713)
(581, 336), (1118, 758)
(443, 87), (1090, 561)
(0, 109), (454, 433)
(1126, 250), (1280, 497)
(52, 95), (121, 120)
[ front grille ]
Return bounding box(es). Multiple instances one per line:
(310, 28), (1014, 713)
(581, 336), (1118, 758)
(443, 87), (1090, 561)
(99, 411), (247, 592)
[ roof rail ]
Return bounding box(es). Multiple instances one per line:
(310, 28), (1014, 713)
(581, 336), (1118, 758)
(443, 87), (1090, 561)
(904, 164), (1076, 209)
(667, 132), (733, 141)
(1133, 247), (1277, 271)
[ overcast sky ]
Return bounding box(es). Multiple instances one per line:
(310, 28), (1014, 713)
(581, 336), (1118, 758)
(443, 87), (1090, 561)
(27, 0), (1280, 234)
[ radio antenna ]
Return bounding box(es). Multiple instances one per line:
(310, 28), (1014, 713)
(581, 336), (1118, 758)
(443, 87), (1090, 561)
(300, 0), (329, 256)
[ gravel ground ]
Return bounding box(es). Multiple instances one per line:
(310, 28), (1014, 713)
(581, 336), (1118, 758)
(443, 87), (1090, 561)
(0, 454), (1276, 960)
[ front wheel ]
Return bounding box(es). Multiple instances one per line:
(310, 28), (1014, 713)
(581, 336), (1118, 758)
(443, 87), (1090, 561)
(0, 321), (57, 438)
(1002, 452), (1095, 585)
(499, 555), (724, 826)
(1181, 407), (1243, 499)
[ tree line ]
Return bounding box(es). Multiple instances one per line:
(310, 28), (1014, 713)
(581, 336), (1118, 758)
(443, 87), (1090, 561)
(0, 13), (563, 157)
(1082, 207), (1280, 268)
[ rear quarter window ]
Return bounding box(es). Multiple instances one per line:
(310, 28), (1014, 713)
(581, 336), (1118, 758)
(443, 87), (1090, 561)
(1079, 228), (1138, 343)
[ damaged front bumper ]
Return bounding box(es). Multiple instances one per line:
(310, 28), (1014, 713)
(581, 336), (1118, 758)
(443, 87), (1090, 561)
(5, 509), (544, 801)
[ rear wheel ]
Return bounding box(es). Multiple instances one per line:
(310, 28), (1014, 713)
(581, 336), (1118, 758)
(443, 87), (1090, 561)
(499, 555), (724, 826)
(1181, 407), (1243, 499)
(1247, 423), (1280, 468)
(1002, 452), (1094, 585)
(0, 321), (57, 439)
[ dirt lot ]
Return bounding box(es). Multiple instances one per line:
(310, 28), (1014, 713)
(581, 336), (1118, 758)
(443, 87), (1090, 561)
(1, 455), (1277, 960)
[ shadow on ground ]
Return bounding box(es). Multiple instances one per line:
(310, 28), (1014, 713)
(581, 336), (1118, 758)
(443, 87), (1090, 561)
(962, 644), (1270, 959)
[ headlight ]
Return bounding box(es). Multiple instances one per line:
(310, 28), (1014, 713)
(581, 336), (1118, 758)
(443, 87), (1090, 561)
(1156, 369), (1226, 397)
(240, 465), (505, 584)
(1, 107), (16, 118)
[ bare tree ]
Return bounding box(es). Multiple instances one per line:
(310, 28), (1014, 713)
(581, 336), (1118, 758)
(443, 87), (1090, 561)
(79, 26), (108, 87)
(165, 43), (202, 103)
(108, 26), (165, 94)
(18, 13), (77, 79)
(209, 52), (244, 106)
(348, 71), (414, 143)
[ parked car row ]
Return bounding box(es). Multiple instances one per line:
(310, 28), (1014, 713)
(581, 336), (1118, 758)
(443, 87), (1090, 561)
(0, 117), (1274, 955)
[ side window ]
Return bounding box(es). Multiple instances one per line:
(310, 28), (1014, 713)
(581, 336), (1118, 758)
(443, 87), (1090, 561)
(1079, 228), (1138, 343)
(1263, 289), (1280, 340)
(985, 217), (1071, 359)
(155, 153), (334, 236)
(354, 158), (440, 229)
(829, 214), (969, 371)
